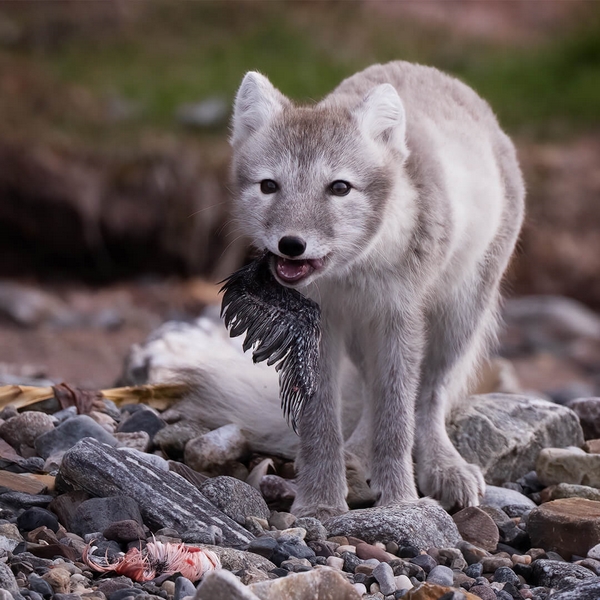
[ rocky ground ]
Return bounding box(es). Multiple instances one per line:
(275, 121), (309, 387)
(1, 295), (600, 599)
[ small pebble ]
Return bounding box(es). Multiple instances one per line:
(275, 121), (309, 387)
(481, 556), (513, 572)
(173, 576), (195, 600)
(394, 574), (413, 590)
(493, 566), (520, 586)
(512, 553), (531, 565)
(410, 553), (438, 573)
(269, 511), (296, 530)
(356, 563), (377, 576)
(326, 556), (344, 570)
(465, 562), (483, 578)
(427, 564), (454, 586)
(468, 585), (497, 600)
(160, 581), (175, 597)
(342, 550), (363, 573)
(373, 562), (396, 595)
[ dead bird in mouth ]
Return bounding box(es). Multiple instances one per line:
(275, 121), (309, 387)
(220, 251), (321, 432)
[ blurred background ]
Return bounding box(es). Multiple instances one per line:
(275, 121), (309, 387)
(0, 0), (599, 395)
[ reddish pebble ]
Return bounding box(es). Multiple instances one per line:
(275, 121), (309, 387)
(356, 542), (390, 562)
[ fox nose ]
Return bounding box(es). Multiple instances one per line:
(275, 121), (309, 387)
(278, 236), (306, 258)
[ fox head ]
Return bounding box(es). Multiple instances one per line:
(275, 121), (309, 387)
(230, 72), (410, 287)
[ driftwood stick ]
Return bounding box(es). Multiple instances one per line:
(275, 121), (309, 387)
(0, 382), (189, 412)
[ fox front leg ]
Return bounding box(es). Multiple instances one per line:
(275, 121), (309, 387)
(364, 310), (424, 505)
(291, 317), (348, 520)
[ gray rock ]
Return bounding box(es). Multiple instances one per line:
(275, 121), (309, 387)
(438, 547), (467, 571)
(52, 407), (78, 423)
(0, 522), (23, 552)
(35, 415), (118, 459)
(494, 566), (520, 587)
(588, 543), (600, 560)
(249, 567), (361, 599)
(154, 422), (209, 458)
(469, 584), (498, 600)
(410, 553), (438, 573)
(203, 545), (276, 573)
(185, 424), (248, 473)
(71, 496), (144, 537)
(0, 281), (71, 327)
(503, 296), (600, 346)
(0, 561), (19, 594)
(58, 438), (254, 548)
(181, 528), (216, 545)
(1, 491), (53, 509)
(96, 576), (135, 597)
(174, 577), (196, 600)
(295, 517), (327, 542)
(114, 431), (151, 452)
(457, 541), (490, 565)
(542, 482), (600, 502)
(28, 573), (54, 598)
(268, 511), (296, 531)
(567, 398), (600, 439)
(478, 505), (519, 546)
(103, 519), (146, 543)
(427, 565), (454, 587)
(324, 502), (461, 550)
(482, 485), (536, 512)
(117, 409), (166, 439)
(108, 590), (144, 600)
(448, 394), (584, 485)
(550, 579), (600, 600)
(0, 411), (55, 449)
(195, 569), (260, 600)
(120, 447), (169, 471)
(532, 559), (596, 589)
(199, 476), (270, 524)
(537, 447), (600, 487)
(259, 475), (297, 511)
(373, 562), (396, 595)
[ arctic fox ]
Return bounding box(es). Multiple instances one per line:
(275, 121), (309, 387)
(224, 61), (524, 519)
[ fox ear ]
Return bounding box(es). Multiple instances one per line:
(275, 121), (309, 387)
(231, 72), (289, 146)
(356, 83), (408, 157)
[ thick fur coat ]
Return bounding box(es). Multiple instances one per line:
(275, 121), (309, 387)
(198, 62), (524, 519)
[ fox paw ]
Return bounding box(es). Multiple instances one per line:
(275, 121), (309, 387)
(417, 455), (485, 511)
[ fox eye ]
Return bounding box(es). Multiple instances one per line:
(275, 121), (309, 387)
(329, 180), (352, 196)
(260, 179), (279, 194)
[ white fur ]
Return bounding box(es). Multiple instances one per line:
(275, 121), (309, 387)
(206, 62), (524, 518)
(356, 83), (409, 157)
(230, 72), (288, 146)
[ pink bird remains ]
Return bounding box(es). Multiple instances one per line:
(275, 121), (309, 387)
(83, 538), (221, 582)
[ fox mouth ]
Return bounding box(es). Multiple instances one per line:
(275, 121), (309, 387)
(270, 253), (326, 285)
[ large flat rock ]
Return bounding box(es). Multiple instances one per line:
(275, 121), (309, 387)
(324, 502), (461, 550)
(448, 394), (584, 485)
(58, 438), (254, 549)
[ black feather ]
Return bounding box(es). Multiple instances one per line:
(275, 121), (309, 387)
(220, 252), (321, 433)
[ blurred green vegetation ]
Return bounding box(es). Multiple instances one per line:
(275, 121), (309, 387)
(1, 1), (599, 146)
